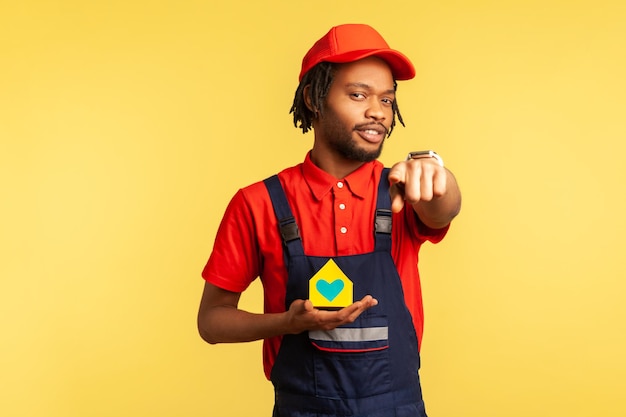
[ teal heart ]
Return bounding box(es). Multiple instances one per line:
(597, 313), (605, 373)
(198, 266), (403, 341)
(316, 279), (344, 302)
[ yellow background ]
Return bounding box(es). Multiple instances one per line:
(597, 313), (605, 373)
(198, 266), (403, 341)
(1, 1), (625, 416)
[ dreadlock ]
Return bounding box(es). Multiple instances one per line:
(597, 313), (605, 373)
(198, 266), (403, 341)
(289, 61), (406, 136)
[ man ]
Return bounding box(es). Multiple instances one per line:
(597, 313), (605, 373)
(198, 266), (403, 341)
(198, 24), (461, 417)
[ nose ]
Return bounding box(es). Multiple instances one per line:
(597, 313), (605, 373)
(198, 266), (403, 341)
(365, 98), (386, 121)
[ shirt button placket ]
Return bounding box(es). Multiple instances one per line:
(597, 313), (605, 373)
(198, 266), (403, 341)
(334, 181), (351, 253)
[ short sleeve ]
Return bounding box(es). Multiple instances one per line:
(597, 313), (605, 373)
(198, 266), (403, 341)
(201, 189), (261, 293)
(407, 209), (450, 244)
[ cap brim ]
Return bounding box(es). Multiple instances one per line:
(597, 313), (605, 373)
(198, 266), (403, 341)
(325, 48), (416, 80)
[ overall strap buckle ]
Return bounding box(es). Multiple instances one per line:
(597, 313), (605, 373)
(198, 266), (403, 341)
(375, 209), (392, 234)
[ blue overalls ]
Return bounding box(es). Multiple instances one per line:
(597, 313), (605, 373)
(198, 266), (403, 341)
(264, 170), (427, 417)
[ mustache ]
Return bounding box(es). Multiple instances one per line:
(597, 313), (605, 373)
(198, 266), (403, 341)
(353, 122), (389, 136)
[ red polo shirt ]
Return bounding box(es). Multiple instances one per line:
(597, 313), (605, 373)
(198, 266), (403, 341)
(202, 153), (448, 380)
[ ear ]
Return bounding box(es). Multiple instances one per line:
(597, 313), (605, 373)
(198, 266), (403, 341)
(303, 85), (316, 113)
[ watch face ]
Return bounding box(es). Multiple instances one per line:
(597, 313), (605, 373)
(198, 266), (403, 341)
(407, 151), (444, 166)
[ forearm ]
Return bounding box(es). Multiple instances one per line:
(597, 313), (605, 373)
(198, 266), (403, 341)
(198, 305), (291, 344)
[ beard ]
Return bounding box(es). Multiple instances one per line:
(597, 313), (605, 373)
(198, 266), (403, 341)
(330, 133), (385, 162)
(319, 112), (387, 163)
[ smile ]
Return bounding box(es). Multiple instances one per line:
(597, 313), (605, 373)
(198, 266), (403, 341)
(355, 124), (388, 143)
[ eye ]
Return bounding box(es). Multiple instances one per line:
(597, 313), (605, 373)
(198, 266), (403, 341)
(350, 92), (366, 100)
(381, 97), (394, 106)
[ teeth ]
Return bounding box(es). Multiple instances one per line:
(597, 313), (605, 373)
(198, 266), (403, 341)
(365, 130), (379, 135)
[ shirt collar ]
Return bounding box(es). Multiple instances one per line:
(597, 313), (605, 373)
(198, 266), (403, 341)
(301, 151), (380, 200)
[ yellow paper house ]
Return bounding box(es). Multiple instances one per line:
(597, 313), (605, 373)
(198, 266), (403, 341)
(309, 259), (353, 309)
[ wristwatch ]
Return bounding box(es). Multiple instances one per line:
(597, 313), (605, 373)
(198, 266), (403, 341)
(407, 150), (444, 167)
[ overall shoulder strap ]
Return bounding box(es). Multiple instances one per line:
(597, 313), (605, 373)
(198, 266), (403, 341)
(375, 168), (393, 251)
(263, 175), (305, 258)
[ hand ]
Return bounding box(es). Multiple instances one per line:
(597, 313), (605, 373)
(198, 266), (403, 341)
(388, 158), (448, 214)
(285, 295), (378, 334)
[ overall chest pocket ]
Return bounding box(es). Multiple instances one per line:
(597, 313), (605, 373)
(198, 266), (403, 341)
(309, 315), (391, 399)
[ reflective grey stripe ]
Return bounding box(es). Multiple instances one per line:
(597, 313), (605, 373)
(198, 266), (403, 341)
(309, 327), (388, 342)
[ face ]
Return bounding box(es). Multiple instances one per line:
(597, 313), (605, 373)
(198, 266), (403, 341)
(314, 57), (396, 163)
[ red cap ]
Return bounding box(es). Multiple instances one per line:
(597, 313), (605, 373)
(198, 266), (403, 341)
(299, 24), (415, 81)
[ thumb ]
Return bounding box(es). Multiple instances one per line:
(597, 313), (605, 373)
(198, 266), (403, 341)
(289, 299), (307, 313)
(389, 183), (406, 213)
